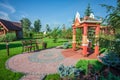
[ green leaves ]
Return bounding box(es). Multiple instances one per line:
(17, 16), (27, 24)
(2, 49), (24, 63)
(84, 3), (92, 16)
(45, 74), (60, 80)
(34, 19), (41, 32)
(51, 27), (60, 43)
(100, 4), (115, 13)
(98, 51), (120, 69)
(100, 0), (120, 55)
(58, 64), (82, 78)
(20, 18), (31, 37)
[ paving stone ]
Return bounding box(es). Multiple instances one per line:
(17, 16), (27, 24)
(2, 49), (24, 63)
(6, 48), (79, 80)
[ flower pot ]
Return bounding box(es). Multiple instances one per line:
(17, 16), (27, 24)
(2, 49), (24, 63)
(42, 42), (47, 49)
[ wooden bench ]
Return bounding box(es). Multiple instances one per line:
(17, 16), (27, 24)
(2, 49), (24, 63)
(21, 39), (44, 53)
(21, 40), (36, 53)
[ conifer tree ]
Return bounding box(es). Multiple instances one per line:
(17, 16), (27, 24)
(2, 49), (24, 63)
(84, 4), (92, 16)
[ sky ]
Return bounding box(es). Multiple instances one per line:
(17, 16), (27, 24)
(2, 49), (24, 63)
(0, 0), (117, 30)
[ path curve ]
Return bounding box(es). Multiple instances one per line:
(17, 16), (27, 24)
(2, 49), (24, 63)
(6, 48), (79, 80)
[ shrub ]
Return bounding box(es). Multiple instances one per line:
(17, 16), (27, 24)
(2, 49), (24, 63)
(100, 72), (120, 80)
(98, 51), (120, 70)
(100, 48), (107, 54)
(58, 64), (83, 79)
(76, 60), (88, 74)
(6, 33), (16, 41)
(0, 33), (16, 42)
(29, 32), (33, 38)
(58, 64), (74, 78)
(63, 42), (70, 49)
(0, 35), (6, 42)
(45, 73), (60, 80)
(76, 60), (104, 74)
(51, 27), (60, 43)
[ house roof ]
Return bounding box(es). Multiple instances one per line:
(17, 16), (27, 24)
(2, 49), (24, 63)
(0, 19), (22, 31)
(80, 16), (102, 23)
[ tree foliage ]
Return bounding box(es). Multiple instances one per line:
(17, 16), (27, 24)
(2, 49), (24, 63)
(84, 3), (92, 16)
(65, 28), (72, 39)
(100, 0), (120, 55)
(46, 24), (51, 32)
(61, 27), (72, 39)
(20, 18), (31, 37)
(34, 19), (41, 32)
(98, 51), (120, 70)
(51, 27), (60, 42)
(101, 0), (120, 32)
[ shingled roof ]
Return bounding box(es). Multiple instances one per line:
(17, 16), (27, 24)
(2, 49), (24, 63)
(80, 16), (102, 23)
(0, 19), (22, 31)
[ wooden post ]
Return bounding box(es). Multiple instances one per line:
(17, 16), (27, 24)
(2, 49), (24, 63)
(94, 25), (100, 55)
(82, 23), (88, 56)
(72, 27), (76, 51)
(6, 41), (9, 56)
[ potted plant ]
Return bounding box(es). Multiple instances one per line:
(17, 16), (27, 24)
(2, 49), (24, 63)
(42, 41), (47, 49)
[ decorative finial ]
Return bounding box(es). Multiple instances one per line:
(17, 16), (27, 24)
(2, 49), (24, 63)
(89, 13), (94, 19)
(75, 11), (81, 23)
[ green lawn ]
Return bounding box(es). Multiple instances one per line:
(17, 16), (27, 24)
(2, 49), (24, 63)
(0, 38), (68, 80)
(0, 41), (23, 80)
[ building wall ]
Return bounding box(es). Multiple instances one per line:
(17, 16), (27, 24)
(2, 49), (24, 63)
(16, 30), (23, 39)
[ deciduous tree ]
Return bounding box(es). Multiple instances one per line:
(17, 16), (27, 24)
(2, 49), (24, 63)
(21, 18), (31, 37)
(46, 24), (51, 32)
(34, 19), (41, 32)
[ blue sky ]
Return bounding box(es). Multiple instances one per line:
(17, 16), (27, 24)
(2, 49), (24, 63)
(0, 0), (116, 30)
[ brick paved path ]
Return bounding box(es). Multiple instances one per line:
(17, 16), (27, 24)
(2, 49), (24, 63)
(6, 48), (79, 80)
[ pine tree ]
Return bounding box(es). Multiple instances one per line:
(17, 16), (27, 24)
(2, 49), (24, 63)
(84, 4), (92, 16)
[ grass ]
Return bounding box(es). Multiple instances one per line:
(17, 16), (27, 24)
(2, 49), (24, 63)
(0, 37), (68, 80)
(45, 60), (120, 80)
(0, 42), (23, 80)
(44, 60), (104, 80)
(76, 59), (104, 74)
(44, 73), (60, 80)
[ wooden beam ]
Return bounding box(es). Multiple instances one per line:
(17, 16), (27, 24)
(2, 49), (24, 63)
(0, 22), (9, 31)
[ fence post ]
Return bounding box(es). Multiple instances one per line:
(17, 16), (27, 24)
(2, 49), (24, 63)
(6, 41), (9, 56)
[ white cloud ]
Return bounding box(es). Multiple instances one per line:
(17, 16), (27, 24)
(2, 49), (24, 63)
(0, 11), (10, 20)
(0, 2), (16, 13)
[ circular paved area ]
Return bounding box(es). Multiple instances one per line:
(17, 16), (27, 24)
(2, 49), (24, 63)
(6, 48), (79, 80)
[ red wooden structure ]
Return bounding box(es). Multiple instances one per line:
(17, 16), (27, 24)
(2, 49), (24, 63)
(72, 12), (101, 56)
